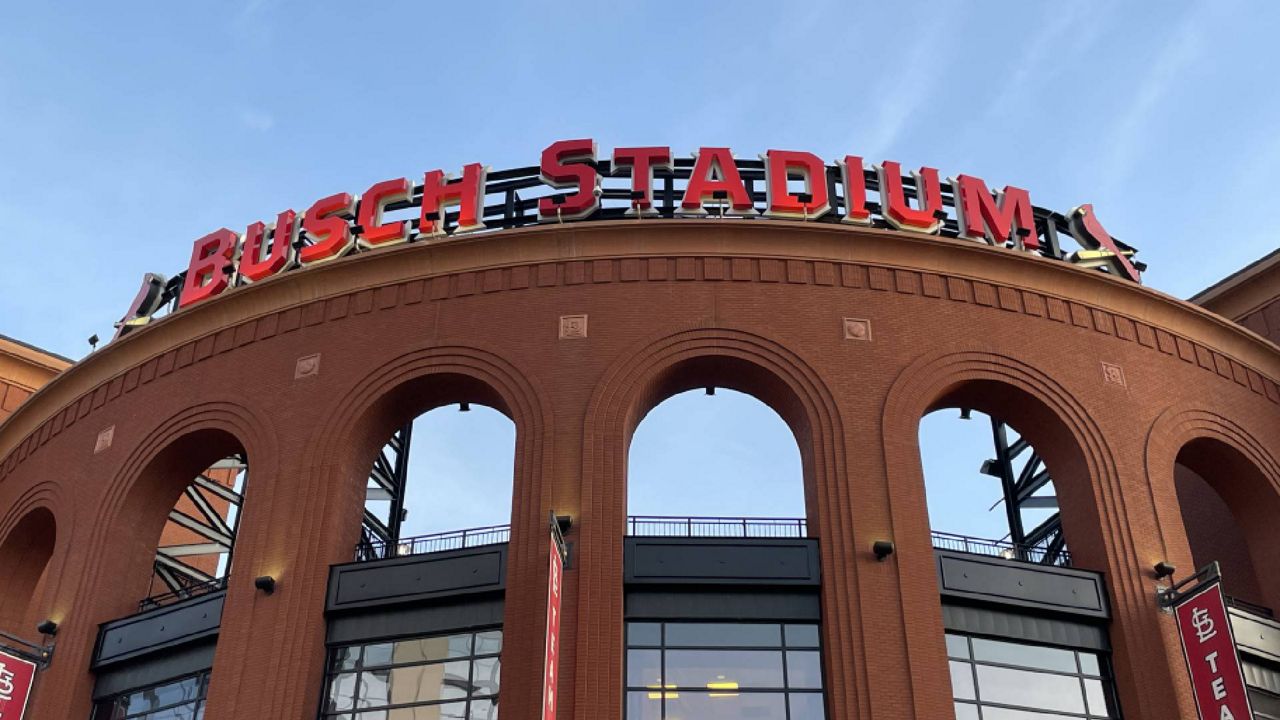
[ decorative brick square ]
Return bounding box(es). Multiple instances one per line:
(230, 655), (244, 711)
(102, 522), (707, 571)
(295, 353), (321, 379)
(559, 315), (588, 340)
(1102, 361), (1126, 387)
(843, 317), (872, 341)
(94, 425), (115, 454)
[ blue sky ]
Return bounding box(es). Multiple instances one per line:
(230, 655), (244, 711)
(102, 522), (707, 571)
(2, 1), (1277, 542)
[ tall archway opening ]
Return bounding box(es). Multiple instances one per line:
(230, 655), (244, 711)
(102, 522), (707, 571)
(1174, 437), (1280, 613)
(621, 355), (825, 720)
(627, 387), (805, 534)
(0, 507), (57, 633)
(915, 380), (1120, 720)
(351, 373), (518, 561)
(318, 372), (517, 720)
(360, 401), (516, 559)
(108, 429), (252, 611)
(919, 409), (1067, 565)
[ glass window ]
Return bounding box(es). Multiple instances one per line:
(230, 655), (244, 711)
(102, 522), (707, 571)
(629, 622), (662, 646)
(949, 661), (975, 700)
(92, 671), (210, 720)
(786, 651), (823, 689)
(945, 634), (970, 659)
(971, 637), (1078, 674)
(624, 621), (825, 719)
(788, 692), (826, 720)
(627, 650), (663, 688)
(1084, 677), (1109, 716)
(947, 633), (1118, 719)
(320, 629), (501, 719)
(976, 665), (1086, 714)
(785, 624), (821, 648)
(474, 631), (503, 656)
(663, 622), (781, 647)
(663, 691), (785, 718)
(664, 649), (784, 687)
(1078, 653), (1100, 677)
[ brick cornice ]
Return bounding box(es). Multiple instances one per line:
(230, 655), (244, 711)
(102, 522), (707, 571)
(2, 221), (1277, 480)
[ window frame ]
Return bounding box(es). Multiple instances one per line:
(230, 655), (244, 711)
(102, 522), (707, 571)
(624, 620), (827, 720)
(92, 669), (211, 720)
(318, 627), (503, 719)
(946, 632), (1120, 719)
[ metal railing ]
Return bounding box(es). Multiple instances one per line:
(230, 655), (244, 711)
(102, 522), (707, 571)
(931, 530), (1071, 568)
(626, 515), (807, 539)
(1226, 595), (1276, 619)
(356, 524), (511, 562)
(138, 577), (228, 613)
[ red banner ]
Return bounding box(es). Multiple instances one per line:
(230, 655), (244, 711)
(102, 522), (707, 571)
(542, 531), (565, 720)
(0, 649), (37, 720)
(1174, 581), (1253, 720)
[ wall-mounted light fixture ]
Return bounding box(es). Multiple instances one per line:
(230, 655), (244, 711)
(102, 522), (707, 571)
(1153, 561), (1176, 580)
(705, 386), (715, 396)
(35, 619), (58, 637)
(556, 515), (573, 534)
(959, 408), (972, 420)
(254, 575), (277, 595)
(872, 540), (895, 561)
(459, 402), (471, 412)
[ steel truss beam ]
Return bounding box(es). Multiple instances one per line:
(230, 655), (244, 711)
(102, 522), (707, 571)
(149, 454), (246, 598)
(361, 423), (412, 560)
(983, 418), (1066, 565)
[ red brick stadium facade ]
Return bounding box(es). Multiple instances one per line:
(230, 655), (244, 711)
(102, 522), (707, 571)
(0, 219), (1277, 719)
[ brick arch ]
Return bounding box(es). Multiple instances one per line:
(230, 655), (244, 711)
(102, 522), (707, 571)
(0, 480), (68, 635)
(574, 326), (864, 720)
(880, 345), (1188, 720)
(0, 502), (58, 634)
(1145, 406), (1280, 609)
(24, 401), (275, 720)
(220, 345), (553, 720)
(301, 344), (552, 556)
(86, 404), (272, 608)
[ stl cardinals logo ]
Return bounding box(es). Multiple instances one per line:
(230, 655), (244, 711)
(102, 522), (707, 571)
(1068, 204), (1142, 284)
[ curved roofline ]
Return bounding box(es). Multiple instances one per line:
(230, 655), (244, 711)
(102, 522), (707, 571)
(0, 219), (1274, 461)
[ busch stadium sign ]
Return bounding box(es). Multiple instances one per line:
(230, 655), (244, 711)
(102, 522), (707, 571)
(114, 140), (1144, 338)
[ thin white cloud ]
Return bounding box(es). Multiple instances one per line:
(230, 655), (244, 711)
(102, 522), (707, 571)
(1099, 5), (1213, 196)
(985, 4), (1098, 121)
(855, 8), (954, 162)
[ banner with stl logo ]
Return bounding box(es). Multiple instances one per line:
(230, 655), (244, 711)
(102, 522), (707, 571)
(0, 649), (37, 720)
(1173, 582), (1253, 720)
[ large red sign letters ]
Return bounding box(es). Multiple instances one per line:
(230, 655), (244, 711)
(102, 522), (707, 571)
(108, 139), (1143, 334)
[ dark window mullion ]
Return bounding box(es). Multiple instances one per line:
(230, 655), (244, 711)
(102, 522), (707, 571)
(968, 636), (983, 720)
(780, 623), (792, 720)
(660, 622), (667, 720)
(466, 630), (477, 718)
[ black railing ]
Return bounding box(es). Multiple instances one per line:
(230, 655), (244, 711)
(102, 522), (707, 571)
(626, 515), (807, 538)
(931, 530), (1071, 568)
(356, 524), (511, 562)
(138, 577), (228, 612)
(1226, 595), (1276, 619)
